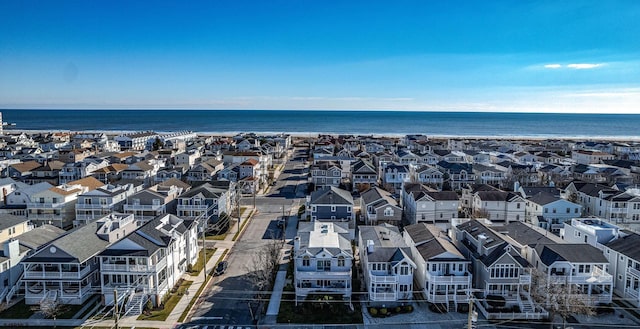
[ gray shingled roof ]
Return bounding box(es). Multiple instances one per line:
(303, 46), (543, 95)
(24, 221), (110, 263)
(535, 243), (607, 266)
(310, 186), (353, 205)
(0, 214), (29, 230)
(605, 232), (640, 262)
(13, 224), (65, 251)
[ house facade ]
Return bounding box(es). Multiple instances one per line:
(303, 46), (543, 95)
(359, 225), (416, 303)
(307, 187), (354, 222)
(404, 223), (471, 312)
(98, 214), (198, 314)
(293, 222), (353, 304)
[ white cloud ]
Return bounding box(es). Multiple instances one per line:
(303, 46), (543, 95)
(544, 64), (562, 69)
(567, 63), (604, 69)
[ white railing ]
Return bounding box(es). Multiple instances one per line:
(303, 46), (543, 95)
(177, 204), (209, 211)
(370, 291), (397, 301)
(0, 287), (8, 301)
(124, 204), (165, 211)
(296, 270), (351, 280)
(426, 273), (472, 284)
(26, 202), (68, 209)
(369, 274), (398, 284)
(75, 203), (114, 209)
(24, 266), (92, 279)
(627, 266), (640, 278)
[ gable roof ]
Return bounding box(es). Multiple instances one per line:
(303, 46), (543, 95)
(310, 186), (353, 205)
(405, 223), (465, 261)
(24, 221), (110, 263)
(68, 176), (105, 191)
(605, 232), (640, 262)
(535, 243), (607, 265)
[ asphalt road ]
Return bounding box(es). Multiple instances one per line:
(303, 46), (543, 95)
(188, 147), (309, 327)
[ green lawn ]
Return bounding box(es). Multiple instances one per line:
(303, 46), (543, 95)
(277, 294), (362, 324)
(188, 248), (216, 275)
(0, 300), (36, 319)
(137, 280), (193, 321)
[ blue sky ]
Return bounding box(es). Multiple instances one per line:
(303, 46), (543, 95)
(1, 1), (639, 113)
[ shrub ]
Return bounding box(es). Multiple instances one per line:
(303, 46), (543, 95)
(403, 305), (413, 313)
(395, 306), (402, 314)
(379, 308), (387, 316)
(145, 299), (153, 312)
(369, 307), (378, 316)
(486, 295), (506, 308)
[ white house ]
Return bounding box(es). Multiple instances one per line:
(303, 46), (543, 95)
(293, 222), (353, 304)
(525, 192), (582, 233)
(402, 183), (459, 227)
(358, 224), (416, 303)
(404, 223), (471, 312)
(98, 213), (199, 314)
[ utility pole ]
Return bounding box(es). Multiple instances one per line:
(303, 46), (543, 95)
(113, 290), (119, 329)
(282, 204), (286, 241)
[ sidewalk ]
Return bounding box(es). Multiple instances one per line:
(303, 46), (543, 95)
(83, 205), (256, 329)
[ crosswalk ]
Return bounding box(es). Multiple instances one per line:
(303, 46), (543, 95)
(182, 325), (253, 329)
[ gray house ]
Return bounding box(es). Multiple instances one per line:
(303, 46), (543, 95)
(307, 186), (354, 222)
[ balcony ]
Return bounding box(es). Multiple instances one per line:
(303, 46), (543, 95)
(369, 274), (398, 284)
(27, 202), (67, 209)
(102, 258), (166, 273)
(24, 266), (93, 280)
(177, 204), (210, 211)
(296, 270), (351, 280)
(519, 274), (531, 284)
(369, 291), (397, 301)
(426, 272), (472, 285)
(124, 204), (165, 211)
(76, 203), (114, 209)
(627, 266), (640, 278)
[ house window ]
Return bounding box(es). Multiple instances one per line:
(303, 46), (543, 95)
(400, 266), (410, 275)
(317, 260), (331, 271)
(517, 203), (521, 209)
(566, 208), (570, 213)
(331, 206), (336, 212)
(338, 256), (345, 267)
(302, 256), (310, 267)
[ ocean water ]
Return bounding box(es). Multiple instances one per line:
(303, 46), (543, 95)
(3, 109), (640, 139)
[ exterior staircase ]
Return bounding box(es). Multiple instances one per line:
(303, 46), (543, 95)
(520, 299), (535, 313)
(448, 299), (456, 312)
(124, 293), (148, 316)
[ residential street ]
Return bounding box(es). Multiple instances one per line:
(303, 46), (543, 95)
(187, 147), (308, 327)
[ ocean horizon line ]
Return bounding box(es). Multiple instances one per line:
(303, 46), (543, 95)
(2, 108), (640, 115)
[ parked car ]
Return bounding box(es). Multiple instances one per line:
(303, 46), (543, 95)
(214, 261), (228, 276)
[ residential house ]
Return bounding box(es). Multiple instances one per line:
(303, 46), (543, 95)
(572, 150), (616, 165)
(22, 216), (133, 305)
(27, 184), (86, 229)
(0, 224), (66, 303)
(402, 183), (459, 227)
(123, 184), (183, 223)
(74, 183), (142, 226)
(451, 219), (540, 320)
(293, 221), (353, 304)
(176, 183), (230, 225)
(115, 131), (158, 151)
(412, 165), (444, 190)
(351, 159), (378, 192)
(360, 187), (402, 226)
(603, 232), (640, 307)
(98, 213), (198, 312)
(186, 159), (223, 183)
(404, 223), (471, 312)
(310, 162), (343, 190)
(472, 189), (525, 224)
(359, 224), (416, 303)
(437, 161), (476, 191)
(381, 162), (410, 194)
(525, 192), (582, 233)
(307, 187), (354, 223)
(530, 243), (613, 305)
(6, 161), (41, 182)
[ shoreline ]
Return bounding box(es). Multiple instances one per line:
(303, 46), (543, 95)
(5, 128), (640, 142)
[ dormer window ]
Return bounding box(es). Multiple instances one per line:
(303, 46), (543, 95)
(338, 256), (345, 267)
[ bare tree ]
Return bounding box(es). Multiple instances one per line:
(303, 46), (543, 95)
(529, 268), (595, 329)
(35, 297), (67, 323)
(244, 236), (285, 301)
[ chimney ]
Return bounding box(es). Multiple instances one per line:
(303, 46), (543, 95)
(294, 236), (300, 251)
(367, 239), (375, 254)
(477, 233), (487, 255)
